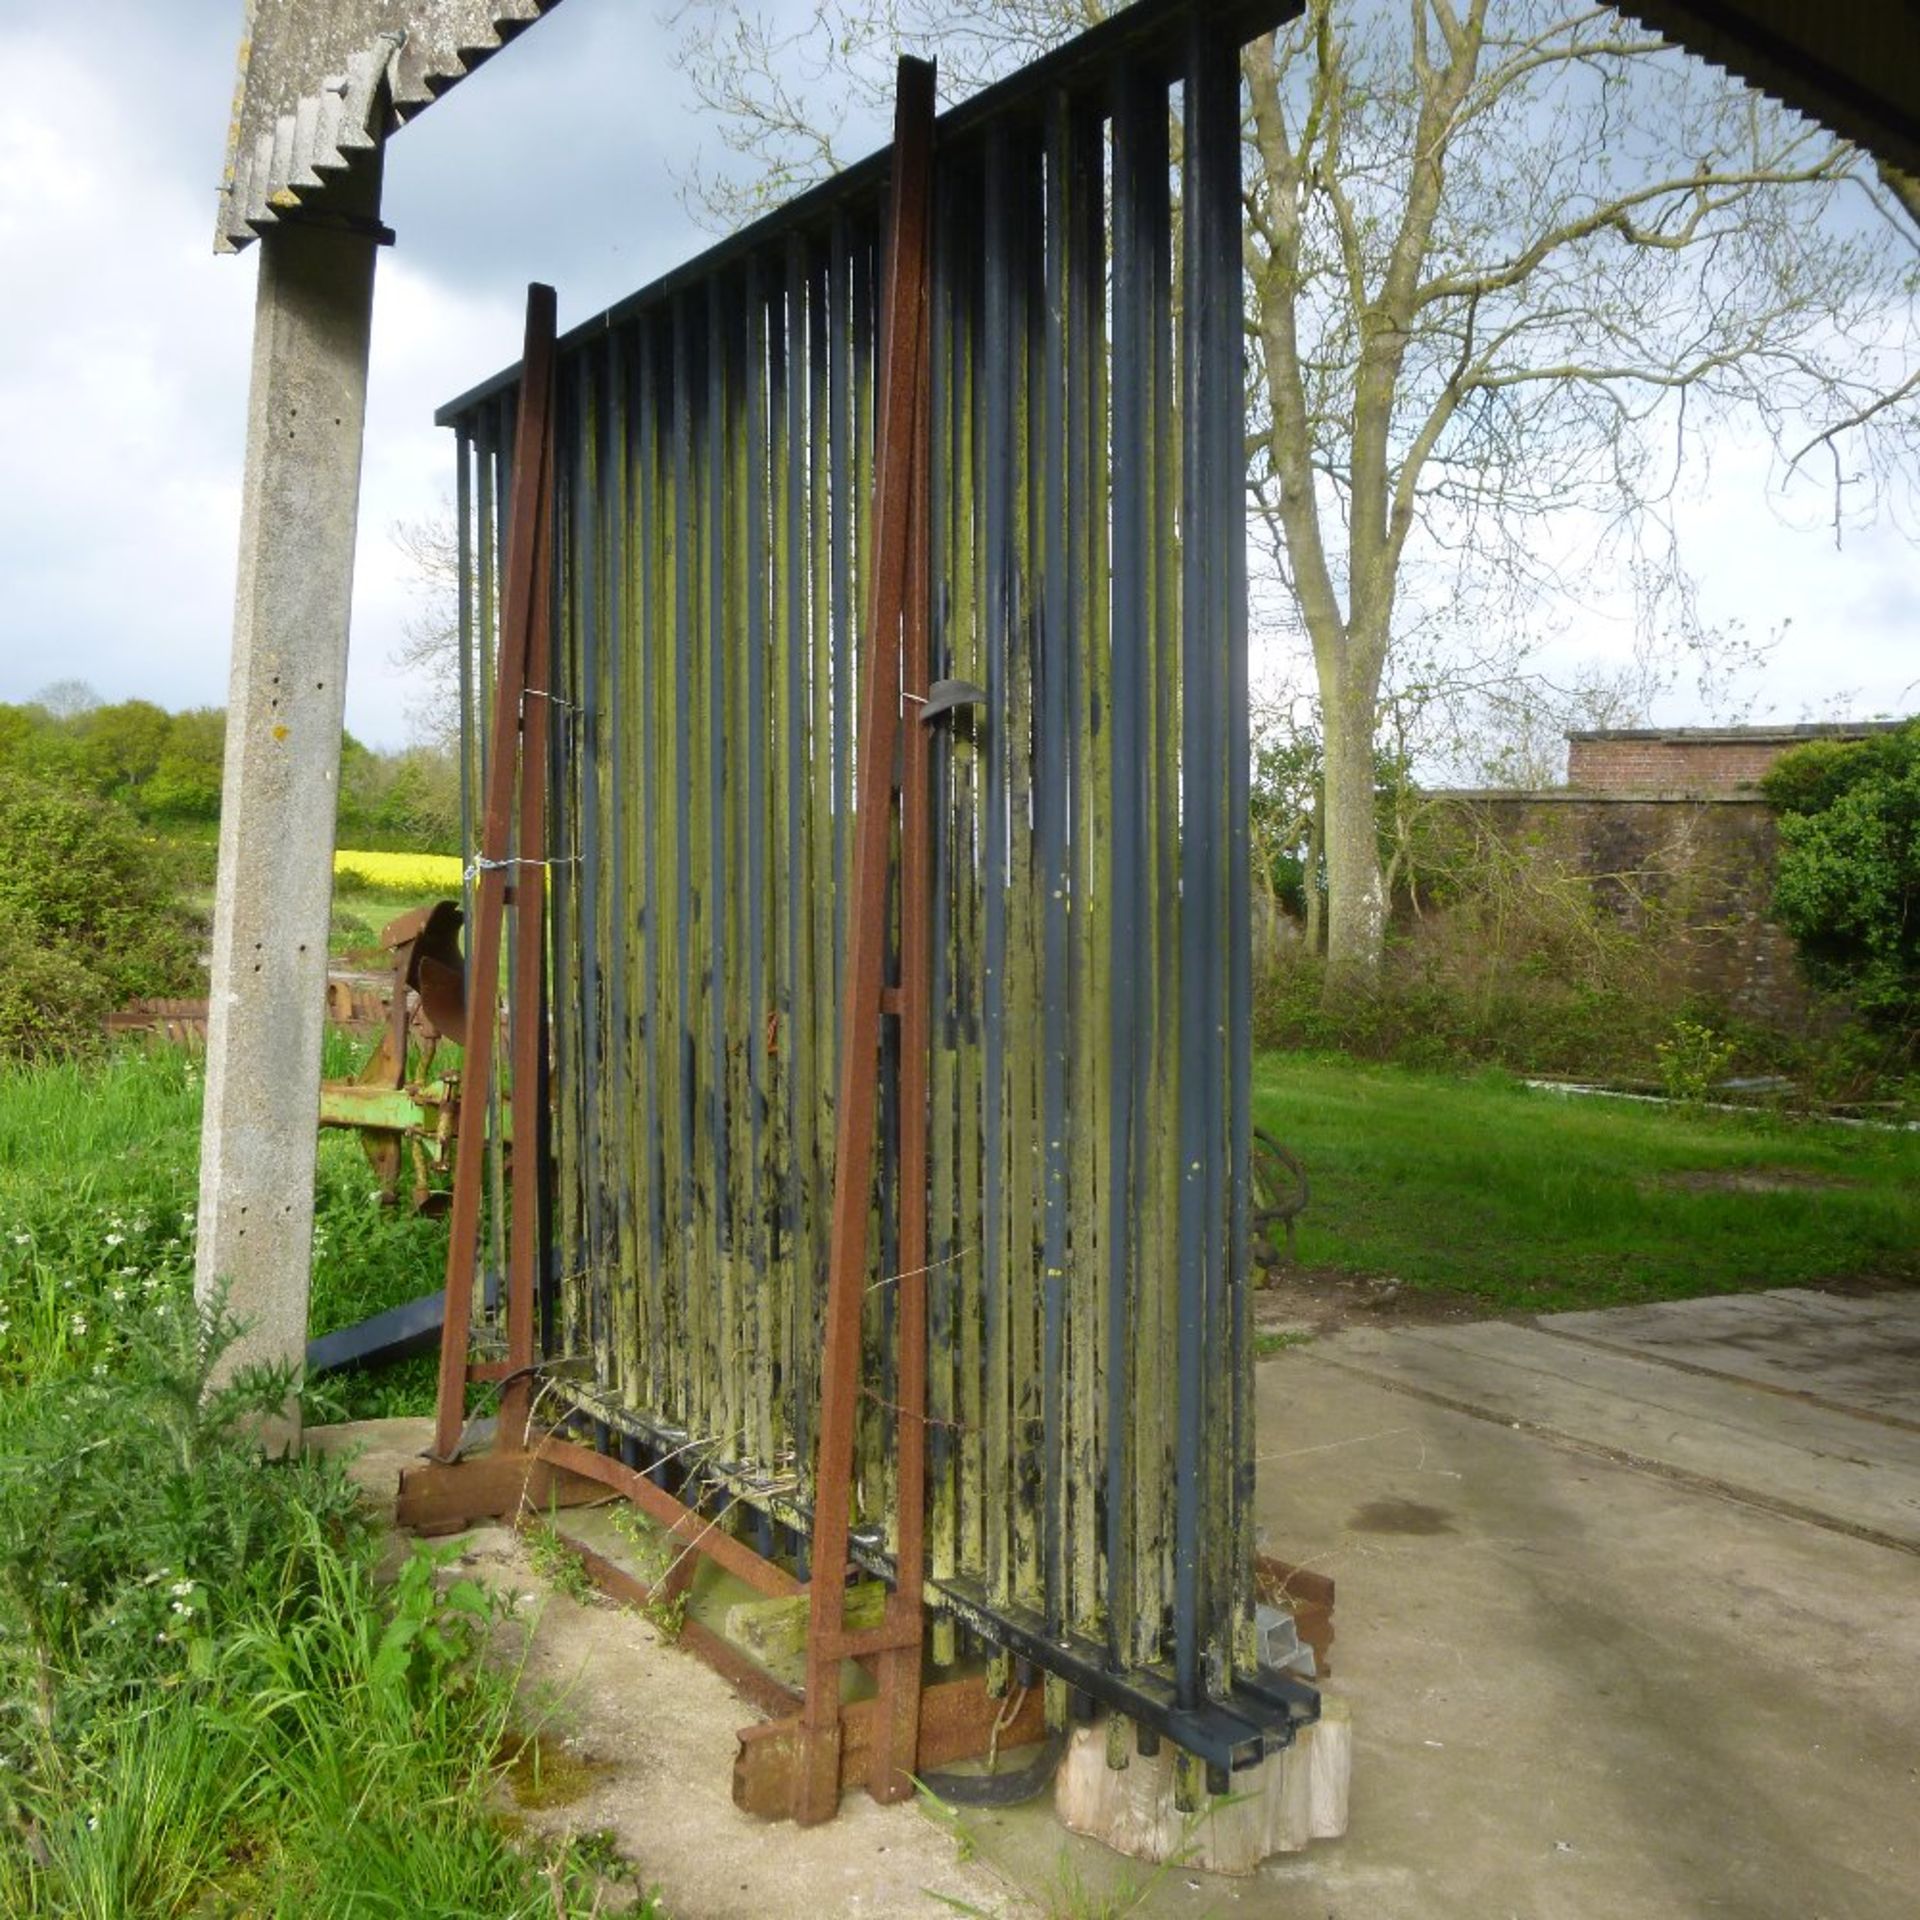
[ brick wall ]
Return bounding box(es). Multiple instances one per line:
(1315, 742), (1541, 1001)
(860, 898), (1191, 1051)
(1567, 723), (1905, 796)
(1429, 793), (1813, 1025)
(1568, 736), (1786, 793)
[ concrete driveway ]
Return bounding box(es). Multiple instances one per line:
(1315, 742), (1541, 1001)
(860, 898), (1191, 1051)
(1241, 1286), (1920, 1919)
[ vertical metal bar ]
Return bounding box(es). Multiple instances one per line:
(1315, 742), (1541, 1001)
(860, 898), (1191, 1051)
(979, 128), (1013, 1620)
(829, 212), (854, 1042)
(604, 329), (631, 1391)
(503, 348), (560, 1454)
(1106, 68), (1150, 1672)
(671, 293), (699, 1428)
(1038, 90), (1073, 1639)
(572, 351), (603, 1370)
(706, 278), (736, 1452)
(924, 152), (958, 1669)
(455, 427), (474, 927)
(744, 257), (773, 1467)
(435, 283), (557, 1463)
(1188, 13), (1254, 1681)
(884, 171), (936, 1810)
(799, 57), (936, 1824)
(636, 316), (668, 1412)
(1064, 94), (1108, 1639)
(782, 234), (814, 1460)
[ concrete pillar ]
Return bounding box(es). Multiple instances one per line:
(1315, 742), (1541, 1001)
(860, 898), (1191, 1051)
(196, 158), (385, 1439)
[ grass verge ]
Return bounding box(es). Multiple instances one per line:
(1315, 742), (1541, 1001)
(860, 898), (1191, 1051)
(0, 1042), (653, 1914)
(0, 1040), (445, 1417)
(1255, 1052), (1920, 1314)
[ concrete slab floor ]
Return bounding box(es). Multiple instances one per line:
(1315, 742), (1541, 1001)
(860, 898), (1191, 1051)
(314, 1286), (1920, 1919)
(1543, 1286), (1920, 1426)
(1231, 1306), (1920, 1920)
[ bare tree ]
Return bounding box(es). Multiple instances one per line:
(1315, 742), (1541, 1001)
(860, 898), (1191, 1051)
(389, 512), (464, 752)
(30, 679), (102, 720)
(671, 0), (1920, 986)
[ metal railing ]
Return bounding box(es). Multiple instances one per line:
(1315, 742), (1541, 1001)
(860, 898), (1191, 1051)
(439, 0), (1311, 1788)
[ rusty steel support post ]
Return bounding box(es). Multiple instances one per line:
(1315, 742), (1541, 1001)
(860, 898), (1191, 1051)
(795, 56), (937, 1824)
(502, 391), (556, 1453)
(434, 283), (558, 1463)
(870, 155), (937, 1809)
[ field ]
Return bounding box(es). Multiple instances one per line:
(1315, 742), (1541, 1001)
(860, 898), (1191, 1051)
(1256, 1054), (1920, 1312)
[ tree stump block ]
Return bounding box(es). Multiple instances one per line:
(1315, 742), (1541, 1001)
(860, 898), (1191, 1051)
(1053, 1696), (1350, 1874)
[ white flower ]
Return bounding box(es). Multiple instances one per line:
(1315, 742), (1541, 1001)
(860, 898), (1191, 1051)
(10, 1233), (27, 1246)
(69, 1314), (87, 1337)
(110, 1289), (128, 1305)
(168, 1580), (194, 1598)
(103, 1233), (124, 1249)
(118, 1266), (137, 1277)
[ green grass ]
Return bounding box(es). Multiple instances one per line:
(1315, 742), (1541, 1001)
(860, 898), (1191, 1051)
(1256, 1053), (1920, 1313)
(0, 1038), (448, 1417)
(0, 1041), (654, 1915)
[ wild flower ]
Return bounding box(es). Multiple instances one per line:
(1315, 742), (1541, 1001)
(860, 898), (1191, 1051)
(103, 1232), (124, 1249)
(69, 1314), (87, 1338)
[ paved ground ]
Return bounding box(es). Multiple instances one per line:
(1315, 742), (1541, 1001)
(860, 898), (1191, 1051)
(320, 1285), (1920, 1918)
(1240, 1287), (1920, 1919)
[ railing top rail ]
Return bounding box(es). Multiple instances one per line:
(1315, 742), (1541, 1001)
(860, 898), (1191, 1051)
(434, 0), (1298, 427)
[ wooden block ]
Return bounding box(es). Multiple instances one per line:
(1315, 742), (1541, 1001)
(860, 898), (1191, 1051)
(1053, 1697), (1351, 1875)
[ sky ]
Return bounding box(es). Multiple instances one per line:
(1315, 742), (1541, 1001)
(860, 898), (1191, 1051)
(0, 0), (1913, 751)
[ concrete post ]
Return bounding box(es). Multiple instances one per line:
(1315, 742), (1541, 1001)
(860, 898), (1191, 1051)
(196, 159), (385, 1440)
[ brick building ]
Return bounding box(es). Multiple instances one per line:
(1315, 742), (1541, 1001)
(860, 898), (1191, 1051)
(1426, 720), (1912, 1025)
(1566, 722), (1907, 796)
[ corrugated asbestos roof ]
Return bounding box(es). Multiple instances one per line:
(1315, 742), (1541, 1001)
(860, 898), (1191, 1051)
(216, 2), (1920, 259)
(216, 0), (566, 252)
(1621, 1), (1920, 178)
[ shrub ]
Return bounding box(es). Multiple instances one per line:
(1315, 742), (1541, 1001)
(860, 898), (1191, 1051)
(0, 772), (200, 1060)
(1655, 1017), (1737, 1103)
(1763, 722), (1919, 1043)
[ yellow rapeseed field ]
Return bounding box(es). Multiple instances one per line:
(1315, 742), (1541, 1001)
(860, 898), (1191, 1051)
(333, 848), (464, 892)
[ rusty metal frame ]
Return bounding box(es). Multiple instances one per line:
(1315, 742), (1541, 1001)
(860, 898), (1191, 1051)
(792, 55), (937, 1822)
(433, 281), (558, 1463)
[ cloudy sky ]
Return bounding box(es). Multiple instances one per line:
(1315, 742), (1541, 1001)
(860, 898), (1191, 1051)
(0, 0), (1913, 749)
